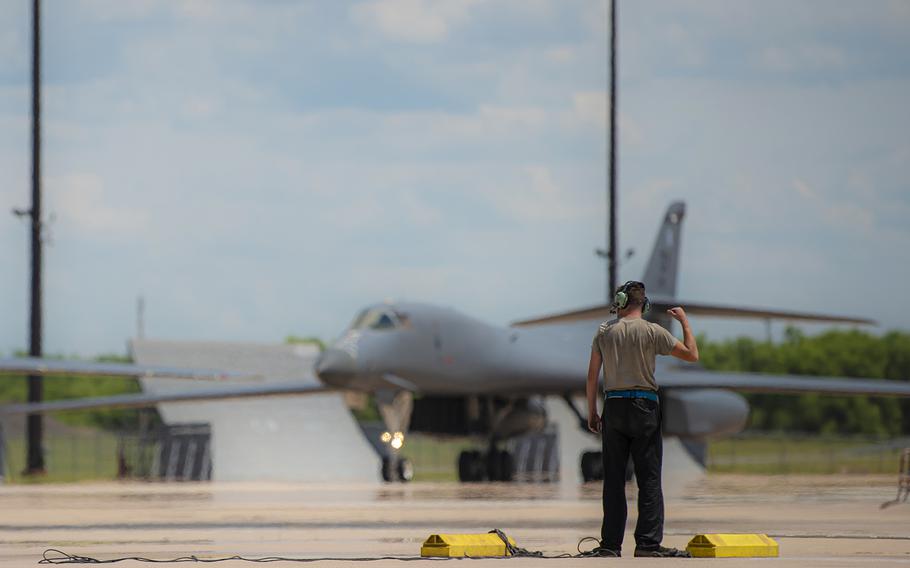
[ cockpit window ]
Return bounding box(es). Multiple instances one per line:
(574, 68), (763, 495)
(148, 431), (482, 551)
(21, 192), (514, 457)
(350, 308), (401, 331)
(373, 313), (395, 329)
(349, 309), (370, 330)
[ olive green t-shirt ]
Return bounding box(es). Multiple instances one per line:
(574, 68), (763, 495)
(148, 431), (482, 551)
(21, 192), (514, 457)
(591, 317), (678, 392)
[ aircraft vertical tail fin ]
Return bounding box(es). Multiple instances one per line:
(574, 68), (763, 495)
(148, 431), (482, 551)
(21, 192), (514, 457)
(641, 201), (685, 299)
(512, 200), (872, 328)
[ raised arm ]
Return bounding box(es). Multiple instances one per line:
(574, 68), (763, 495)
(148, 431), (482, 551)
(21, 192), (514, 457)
(667, 307), (699, 363)
(586, 346), (603, 433)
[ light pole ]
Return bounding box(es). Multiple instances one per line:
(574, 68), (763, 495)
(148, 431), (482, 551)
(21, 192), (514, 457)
(25, 0), (45, 475)
(607, 0), (618, 301)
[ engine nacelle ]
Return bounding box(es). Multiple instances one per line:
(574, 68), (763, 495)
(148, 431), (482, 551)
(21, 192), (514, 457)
(662, 389), (749, 438)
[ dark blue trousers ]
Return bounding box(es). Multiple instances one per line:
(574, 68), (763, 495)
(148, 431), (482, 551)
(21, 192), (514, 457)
(600, 397), (664, 551)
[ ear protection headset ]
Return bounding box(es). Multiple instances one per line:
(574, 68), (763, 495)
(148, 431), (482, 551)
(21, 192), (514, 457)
(613, 280), (650, 314)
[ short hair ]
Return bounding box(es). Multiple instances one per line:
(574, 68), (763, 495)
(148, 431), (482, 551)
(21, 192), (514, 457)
(626, 286), (646, 307)
(618, 282), (646, 308)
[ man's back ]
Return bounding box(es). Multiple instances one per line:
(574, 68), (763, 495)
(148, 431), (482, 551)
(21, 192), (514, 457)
(592, 317), (676, 392)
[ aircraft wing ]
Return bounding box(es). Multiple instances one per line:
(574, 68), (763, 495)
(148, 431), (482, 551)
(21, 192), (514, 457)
(0, 381), (336, 416)
(512, 299), (874, 327)
(660, 366), (910, 397)
(0, 357), (258, 381)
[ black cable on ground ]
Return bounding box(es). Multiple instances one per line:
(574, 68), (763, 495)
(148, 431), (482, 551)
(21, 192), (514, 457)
(40, 531), (606, 564)
(40, 549), (452, 564)
(488, 529), (602, 559)
(575, 536), (603, 555)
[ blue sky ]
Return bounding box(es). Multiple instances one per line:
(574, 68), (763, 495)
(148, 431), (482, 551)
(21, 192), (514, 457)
(1, 0), (908, 356)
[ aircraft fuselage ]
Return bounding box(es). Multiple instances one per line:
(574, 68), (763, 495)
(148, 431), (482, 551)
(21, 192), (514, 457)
(317, 301), (593, 396)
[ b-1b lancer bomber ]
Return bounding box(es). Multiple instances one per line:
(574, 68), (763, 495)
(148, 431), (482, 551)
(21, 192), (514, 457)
(2, 202), (909, 483)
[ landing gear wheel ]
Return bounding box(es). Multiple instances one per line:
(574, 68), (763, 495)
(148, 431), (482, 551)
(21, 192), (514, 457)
(381, 456), (395, 482)
(397, 457), (414, 482)
(580, 451), (603, 482)
(458, 450), (485, 482)
(486, 449), (515, 482)
(486, 450), (501, 481)
(498, 450), (515, 482)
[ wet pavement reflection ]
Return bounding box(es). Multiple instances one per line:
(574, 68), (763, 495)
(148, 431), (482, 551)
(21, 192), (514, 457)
(1, 475), (907, 567)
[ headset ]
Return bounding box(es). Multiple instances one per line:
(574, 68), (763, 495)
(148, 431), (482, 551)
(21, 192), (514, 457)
(613, 280), (650, 314)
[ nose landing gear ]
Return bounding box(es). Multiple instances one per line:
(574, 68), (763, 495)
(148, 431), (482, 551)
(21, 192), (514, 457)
(382, 455), (414, 482)
(376, 390), (414, 483)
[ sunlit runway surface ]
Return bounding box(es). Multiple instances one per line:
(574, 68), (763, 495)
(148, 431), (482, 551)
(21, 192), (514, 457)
(1, 476), (908, 567)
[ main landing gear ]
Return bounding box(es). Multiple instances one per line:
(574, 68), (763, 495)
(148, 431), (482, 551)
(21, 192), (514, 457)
(457, 444), (515, 482)
(580, 451), (635, 483)
(560, 395), (633, 483)
(580, 451), (604, 482)
(559, 394), (606, 482)
(457, 449), (515, 482)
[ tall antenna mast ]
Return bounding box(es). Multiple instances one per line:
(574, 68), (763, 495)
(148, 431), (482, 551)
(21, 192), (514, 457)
(607, 0), (618, 301)
(25, 0), (45, 475)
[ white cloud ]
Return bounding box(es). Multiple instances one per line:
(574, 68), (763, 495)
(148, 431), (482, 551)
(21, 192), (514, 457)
(792, 178), (815, 199)
(398, 190), (443, 227)
(791, 178), (875, 230)
(181, 96), (221, 119)
(664, 22), (706, 68)
(77, 0), (163, 22)
(0, 28), (24, 74)
(757, 44), (848, 73)
(46, 173), (149, 238)
(572, 91), (607, 128)
(544, 45), (576, 64)
(478, 104), (548, 129)
(568, 91), (642, 146)
(175, 0), (218, 20)
(825, 202), (874, 229)
(350, 0), (485, 43)
(486, 166), (594, 222)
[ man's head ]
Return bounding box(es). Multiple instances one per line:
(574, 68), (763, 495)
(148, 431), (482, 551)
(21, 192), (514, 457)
(614, 281), (649, 316)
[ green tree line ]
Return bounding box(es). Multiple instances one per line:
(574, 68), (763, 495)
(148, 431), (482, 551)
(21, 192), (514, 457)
(699, 328), (910, 437)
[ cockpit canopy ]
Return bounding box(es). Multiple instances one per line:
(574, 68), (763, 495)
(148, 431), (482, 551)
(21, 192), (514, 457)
(349, 307), (410, 331)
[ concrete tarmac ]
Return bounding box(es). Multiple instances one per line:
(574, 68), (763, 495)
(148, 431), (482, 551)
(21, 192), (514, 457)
(1, 475), (908, 567)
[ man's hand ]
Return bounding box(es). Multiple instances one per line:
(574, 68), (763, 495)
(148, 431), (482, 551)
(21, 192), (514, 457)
(667, 306), (700, 363)
(587, 412), (602, 434)
(667, 306), (688, 323)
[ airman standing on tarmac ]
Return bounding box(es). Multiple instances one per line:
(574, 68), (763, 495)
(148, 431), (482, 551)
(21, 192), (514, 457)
(586, 281), (699, 558)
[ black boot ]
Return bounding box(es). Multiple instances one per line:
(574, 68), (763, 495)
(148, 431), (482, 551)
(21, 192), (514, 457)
(634, 545), (691, 558)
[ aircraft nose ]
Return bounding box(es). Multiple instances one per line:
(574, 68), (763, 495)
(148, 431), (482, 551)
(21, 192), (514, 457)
(316, 348), (358, 386)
